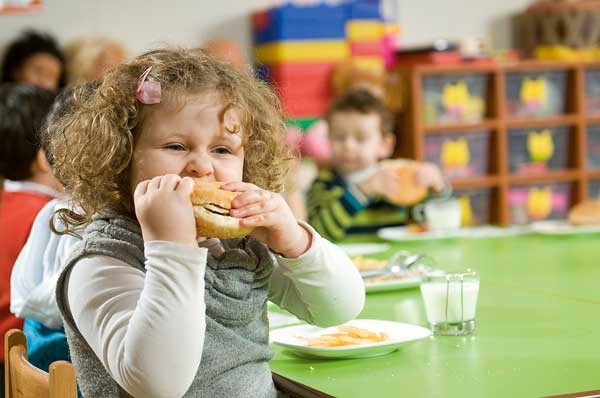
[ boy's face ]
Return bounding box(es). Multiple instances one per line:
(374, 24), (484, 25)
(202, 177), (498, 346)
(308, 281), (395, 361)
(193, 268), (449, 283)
(328, 111), (394, 174)
(14, 53), (62, 91)
(129, 93), (245, 193)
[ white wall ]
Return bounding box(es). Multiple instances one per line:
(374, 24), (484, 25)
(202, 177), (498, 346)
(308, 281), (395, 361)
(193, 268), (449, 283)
(0, 0), (533, 59)
(398, 0), (532, 49)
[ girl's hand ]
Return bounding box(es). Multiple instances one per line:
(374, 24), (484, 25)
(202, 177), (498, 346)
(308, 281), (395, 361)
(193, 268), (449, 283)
(134, 175), (197, 247)
(223, 182), (311, 258)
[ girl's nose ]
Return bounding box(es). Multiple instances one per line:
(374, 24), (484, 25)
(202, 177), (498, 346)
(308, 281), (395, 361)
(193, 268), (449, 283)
(183, 154), (213, 178)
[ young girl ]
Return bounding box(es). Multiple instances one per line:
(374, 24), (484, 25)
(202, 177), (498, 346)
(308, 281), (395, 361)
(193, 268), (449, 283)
(47, 49), (364, 398)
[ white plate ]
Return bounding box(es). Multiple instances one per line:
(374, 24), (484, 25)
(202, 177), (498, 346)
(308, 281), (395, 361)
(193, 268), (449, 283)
(337, 243), (390, 257)
(377, 225), (529, 242)
(456, 225), (530, 238)
(270, 319), (431, 359)
(377, 226), (459, 242)
(364, 276), (421, 293)
(530, 220), (600, 235)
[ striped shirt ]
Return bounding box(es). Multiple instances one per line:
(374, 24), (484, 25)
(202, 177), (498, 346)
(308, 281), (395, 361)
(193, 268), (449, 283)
(307, 169), (409, 241)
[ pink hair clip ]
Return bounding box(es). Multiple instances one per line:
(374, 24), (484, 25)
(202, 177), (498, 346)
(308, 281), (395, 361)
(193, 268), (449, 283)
(135, 66), (161, 104)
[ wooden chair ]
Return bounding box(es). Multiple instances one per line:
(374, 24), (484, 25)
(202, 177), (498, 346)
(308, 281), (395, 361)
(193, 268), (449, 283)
(4, 329), (77, 398)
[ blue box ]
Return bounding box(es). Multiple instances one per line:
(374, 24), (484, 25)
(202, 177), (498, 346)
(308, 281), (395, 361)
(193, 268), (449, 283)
(252, 3), (347, 44)
(348, 0), (382, 19)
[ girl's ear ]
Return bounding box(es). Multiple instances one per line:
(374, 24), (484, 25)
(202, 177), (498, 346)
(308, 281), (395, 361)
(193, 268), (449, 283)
(379, 133), (396, 159)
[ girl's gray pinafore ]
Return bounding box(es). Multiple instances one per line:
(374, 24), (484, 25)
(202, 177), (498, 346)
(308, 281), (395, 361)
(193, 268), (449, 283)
(55, 212), (277, 397)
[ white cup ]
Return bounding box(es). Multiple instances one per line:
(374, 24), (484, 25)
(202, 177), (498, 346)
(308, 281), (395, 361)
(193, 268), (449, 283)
(412, 198), (461, 231)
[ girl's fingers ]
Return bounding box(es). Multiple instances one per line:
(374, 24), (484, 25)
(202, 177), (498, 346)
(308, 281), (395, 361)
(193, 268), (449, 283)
(231, 189), (272, 208)
(134, 180), (151, 198)
(176, 176), (195, 196)
(221, 181), (257, 192)
(148, 175), (163, 192)
(231, 196), (278, 218)
(161, 174), (181, 191)
(239, 212), (274, 228)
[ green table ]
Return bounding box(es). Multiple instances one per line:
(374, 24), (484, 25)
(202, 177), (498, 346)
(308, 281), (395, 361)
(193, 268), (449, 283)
(270, 233), (600, 397)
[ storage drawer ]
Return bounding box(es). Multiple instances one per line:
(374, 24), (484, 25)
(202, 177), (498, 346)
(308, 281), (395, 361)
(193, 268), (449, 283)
(508, 126), (570, 175)
(508, 182), (572, 224)
(425, 131), (491, 179)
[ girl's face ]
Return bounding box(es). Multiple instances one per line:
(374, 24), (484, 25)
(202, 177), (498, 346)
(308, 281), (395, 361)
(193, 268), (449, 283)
(14, 52), (62, 91)
(129, 93), (245, 192)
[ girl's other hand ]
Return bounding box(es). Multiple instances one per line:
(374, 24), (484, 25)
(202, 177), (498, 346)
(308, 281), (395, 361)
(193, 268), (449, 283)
(223, 182), (311, 258)
(134, 174), (197, 247)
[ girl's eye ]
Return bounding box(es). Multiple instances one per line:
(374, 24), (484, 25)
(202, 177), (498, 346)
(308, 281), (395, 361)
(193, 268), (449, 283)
(214, 147), (232, 155)
(165, 143), (186, 151)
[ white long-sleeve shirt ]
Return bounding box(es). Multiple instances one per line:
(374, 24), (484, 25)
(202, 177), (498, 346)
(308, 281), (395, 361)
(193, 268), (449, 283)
(11, 199), (77, 329)
(65, 224), (365, 398)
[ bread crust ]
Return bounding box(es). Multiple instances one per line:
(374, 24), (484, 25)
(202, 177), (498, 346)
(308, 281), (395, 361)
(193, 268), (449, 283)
(568, 200), (600, 226)
(191, 181), (254, 238)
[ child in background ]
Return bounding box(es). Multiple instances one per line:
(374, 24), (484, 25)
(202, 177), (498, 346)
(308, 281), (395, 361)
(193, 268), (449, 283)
(47, 49), (364, 397)
(64, 37), (128, 85)
(0, 83), (58, 391)
(10, 83), (98, 373)
(1, 30), (67, 91)
(307, 89), (447, 241)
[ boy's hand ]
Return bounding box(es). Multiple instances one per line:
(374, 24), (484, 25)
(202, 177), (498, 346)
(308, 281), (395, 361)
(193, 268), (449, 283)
(134, 175), (197, 247)
(358, 166), (405, 202)
(223, 182), (311, 258)
(415, 162), (446, 192)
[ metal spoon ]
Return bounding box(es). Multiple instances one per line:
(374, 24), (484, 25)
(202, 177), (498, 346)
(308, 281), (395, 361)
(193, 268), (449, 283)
(360, 251), (423, 279)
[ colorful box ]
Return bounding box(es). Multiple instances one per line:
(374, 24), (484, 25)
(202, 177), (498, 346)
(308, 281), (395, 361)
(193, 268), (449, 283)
(281, 95), (330, 118)
(454, 187), (492, 226)
(346, 20), (384, 41)
(422, 74), (488, 125)
(425, 131), (491, 179)
(349, 40), (383, 56)
(262, 62), (335, 98)
(255, 41), (348, 64)
(252, 3), (347, 44)
(286, 117), (319, 131)
(508, 182), (572, 224)
(508, 126), (570, 174)
(505, 71), (567, 118)
(348, 1), (382, 20)
(586, 124), (600, 169)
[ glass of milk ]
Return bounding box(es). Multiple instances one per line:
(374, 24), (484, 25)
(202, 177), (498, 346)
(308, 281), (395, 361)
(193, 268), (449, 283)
(420, 270), (479, 335)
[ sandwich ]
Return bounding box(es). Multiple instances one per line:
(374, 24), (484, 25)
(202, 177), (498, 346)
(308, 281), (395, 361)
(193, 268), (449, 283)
(380, 160), (428, 206)
(191, 181), (254, 239)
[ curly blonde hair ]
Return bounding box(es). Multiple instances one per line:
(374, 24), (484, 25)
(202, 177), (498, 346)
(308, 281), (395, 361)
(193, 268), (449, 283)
(46, 48), (290, 232)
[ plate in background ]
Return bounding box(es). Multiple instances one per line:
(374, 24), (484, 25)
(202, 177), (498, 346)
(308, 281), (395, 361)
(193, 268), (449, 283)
(270, 319), (431, 359)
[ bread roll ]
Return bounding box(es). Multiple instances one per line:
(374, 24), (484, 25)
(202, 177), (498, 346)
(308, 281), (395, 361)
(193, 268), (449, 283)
(380, 160), (428, 206)
(191, 181), (254, 238)
(568, 200), (600, 226)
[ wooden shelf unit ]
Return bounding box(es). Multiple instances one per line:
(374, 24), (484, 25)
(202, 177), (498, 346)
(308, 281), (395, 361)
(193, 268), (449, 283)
(394, 61), (600, 225)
